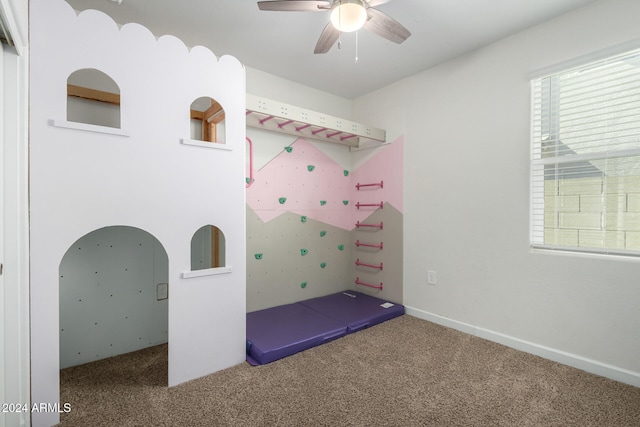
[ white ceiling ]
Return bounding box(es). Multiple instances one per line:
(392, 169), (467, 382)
(64, 0), (598, 99)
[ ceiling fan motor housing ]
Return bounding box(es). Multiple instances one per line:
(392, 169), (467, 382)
(330, 0), (367, 32)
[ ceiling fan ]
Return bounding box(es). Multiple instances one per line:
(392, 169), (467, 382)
(257, 0), (411, 54)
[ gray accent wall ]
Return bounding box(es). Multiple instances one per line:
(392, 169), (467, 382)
(247, 208), (352, 312)
(246, 202), (404, 312)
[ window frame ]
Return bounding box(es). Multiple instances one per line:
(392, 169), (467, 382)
(530, 42), (640, 257)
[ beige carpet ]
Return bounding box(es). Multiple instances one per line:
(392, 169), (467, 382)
(59, 315), (640, 426)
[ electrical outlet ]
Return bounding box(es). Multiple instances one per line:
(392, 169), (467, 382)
(427, 270), (437, 285)
(157, 283), (168, 300)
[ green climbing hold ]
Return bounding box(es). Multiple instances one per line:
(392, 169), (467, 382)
(320, 200), (327, 206)
(285, 146), (293, 153)
(343, 200), (349, 205)
(301, 282), (307, 289)
(307, 165), (315, 172)
(344, 170), (349, 176)
(320, 262), (327, 269)
(279, 197), (287, 204)
(301, 216), (307, 223)
(300, 249), (308, 256)
(320, 231), (327, 237)
(254, 253), (263, 260)
(337, 244), (344, 251)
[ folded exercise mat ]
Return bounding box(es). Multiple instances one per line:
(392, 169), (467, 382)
(299, 290), (405, 332)
(246, 302), (347, 366)
(246, 291), (404, 365)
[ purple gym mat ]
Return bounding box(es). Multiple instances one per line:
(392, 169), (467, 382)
(246, 291), (404, 365)
(299, 290), (405, 332)
(246, 303), (347, 365)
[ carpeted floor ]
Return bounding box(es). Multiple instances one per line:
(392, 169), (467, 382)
(59, 315), (640, 426)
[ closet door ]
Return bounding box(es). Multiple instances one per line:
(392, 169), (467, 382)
(1, 39), (30, 427)
(0, 1), (29, 424)
(0, 40), (7, 427)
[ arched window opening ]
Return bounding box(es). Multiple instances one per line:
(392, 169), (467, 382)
(67, 69), (121, 128)
(190, 96), (225, 143)
(191, 225), (226, 270)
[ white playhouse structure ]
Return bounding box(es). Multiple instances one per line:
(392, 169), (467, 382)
(29, 0), (247, 425)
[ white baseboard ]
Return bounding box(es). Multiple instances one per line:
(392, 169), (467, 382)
(405, 306), (640, 388)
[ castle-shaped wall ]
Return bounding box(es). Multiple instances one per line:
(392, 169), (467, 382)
(29, 1), (246, 425)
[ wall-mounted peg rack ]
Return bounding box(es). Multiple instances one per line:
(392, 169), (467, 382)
(246, 94), (386, 147)
(355, 277), (383, 290)
(355, 240), (383, 250)
(356, 181), (384, 190)
(259, 115), (274, 125)
(356, 201), (383, 210)
(355, 259), (383, 270)
(355, 221), (383, 230)
(278, 120), (294, 129)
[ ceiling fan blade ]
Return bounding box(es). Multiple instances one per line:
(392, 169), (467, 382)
(366, 0), (393, 7)
(314, 22), (340, 54)
(364, 7), (411, 44)
(258, 1), (330, 11)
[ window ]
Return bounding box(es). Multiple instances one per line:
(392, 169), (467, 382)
(531, 47), (640, 256)
(67, 69), (121, 128)
(190, 225), (226, 270)
(190, 97), (225, 143)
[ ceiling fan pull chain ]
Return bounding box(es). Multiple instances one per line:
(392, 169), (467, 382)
(355, 30), (359, 64)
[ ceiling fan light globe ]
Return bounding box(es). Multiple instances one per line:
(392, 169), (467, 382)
(330, 0), (367, 32)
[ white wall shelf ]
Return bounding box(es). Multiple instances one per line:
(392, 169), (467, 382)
(50, 119), (130, 136)
(182, 266), (233, 279)
(180, 138), (233, 151)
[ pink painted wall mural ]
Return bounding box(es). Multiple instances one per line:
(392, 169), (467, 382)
(247, 138), (352, 228)
(247, 137), (404, 230)
(351, 136), (404, 225)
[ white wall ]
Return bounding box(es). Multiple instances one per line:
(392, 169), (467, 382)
(245, 66), (354, 172)
(353, 0), (640, 386)
(246, 67), (352, 118)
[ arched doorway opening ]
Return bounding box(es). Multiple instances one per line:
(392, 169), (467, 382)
(59, 226), (168, 384)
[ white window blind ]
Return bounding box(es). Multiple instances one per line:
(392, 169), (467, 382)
(531, 48), (640, 256)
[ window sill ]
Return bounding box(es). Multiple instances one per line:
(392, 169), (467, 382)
(530, 245), (640, 261)
(50, 119), (129, 136)
(181, 266), (232, 279)
(180, 138), (232, 151)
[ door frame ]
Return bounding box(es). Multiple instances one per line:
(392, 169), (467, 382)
(0, 1), (29, 425)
